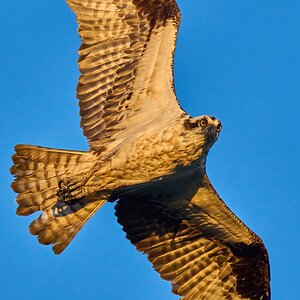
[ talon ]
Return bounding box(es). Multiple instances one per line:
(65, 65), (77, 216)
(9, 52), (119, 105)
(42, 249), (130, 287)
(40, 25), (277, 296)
(57, 175), (89, 203)
(58, 179), (68, 190)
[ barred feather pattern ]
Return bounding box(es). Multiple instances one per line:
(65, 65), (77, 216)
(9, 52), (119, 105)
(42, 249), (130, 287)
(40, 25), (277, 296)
(10, 0), (271, 296)
(11, 144), (105, 254)
(115, 178), (270, 300)
(66, 0), (184, 149)
(116, 199), (238, 299)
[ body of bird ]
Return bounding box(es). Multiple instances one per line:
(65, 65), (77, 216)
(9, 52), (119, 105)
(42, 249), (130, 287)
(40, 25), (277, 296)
(10, 0), (270, 299)
(58, 115), (216, 200)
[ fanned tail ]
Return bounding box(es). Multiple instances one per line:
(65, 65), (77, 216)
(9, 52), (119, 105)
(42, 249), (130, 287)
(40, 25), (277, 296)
(11, 144), (106, 254)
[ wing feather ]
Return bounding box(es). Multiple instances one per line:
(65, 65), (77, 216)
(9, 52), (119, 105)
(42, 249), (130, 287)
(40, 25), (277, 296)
(115, 174), (270, 299)
(67, 0), (184, 149)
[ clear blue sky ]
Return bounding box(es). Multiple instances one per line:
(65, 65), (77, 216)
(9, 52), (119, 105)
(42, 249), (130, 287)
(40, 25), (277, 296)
(1, 1), (299, 299)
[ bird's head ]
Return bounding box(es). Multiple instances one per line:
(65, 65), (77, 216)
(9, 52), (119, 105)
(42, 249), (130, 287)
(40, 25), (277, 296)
(184, 115), (222, 147)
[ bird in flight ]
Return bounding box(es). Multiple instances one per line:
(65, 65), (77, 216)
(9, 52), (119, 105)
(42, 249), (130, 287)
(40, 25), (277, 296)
(11, 0), (270, 299)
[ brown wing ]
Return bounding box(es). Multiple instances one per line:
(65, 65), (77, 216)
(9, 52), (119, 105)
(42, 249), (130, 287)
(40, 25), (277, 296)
(67, 0), (185, 150)
(115, 174), (270, 299)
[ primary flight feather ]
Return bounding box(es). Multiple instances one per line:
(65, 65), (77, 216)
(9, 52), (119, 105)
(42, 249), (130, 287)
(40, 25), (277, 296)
(11, 0), (270, 299)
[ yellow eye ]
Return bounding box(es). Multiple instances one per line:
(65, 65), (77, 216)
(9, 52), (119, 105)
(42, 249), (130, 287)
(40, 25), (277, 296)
(216, 123), (222, 132)
(199, 118), (208, 127)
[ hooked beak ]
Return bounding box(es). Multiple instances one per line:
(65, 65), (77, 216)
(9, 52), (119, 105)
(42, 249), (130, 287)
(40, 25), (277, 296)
(205, 125), (218, 143)
(206, 125), (216, 136)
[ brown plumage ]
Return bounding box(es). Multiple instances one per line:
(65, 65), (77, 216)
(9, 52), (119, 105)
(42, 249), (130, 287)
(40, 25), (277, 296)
(10, 0), (270, 299)
(115, 174), (270, 299)
(11, 145), (106, 254)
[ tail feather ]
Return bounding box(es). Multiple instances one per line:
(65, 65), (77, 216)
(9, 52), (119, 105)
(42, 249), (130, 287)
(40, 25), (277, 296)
(11, 144), (94, 214)
(11, 144), (106, 254)
(30, 199), (106, 254)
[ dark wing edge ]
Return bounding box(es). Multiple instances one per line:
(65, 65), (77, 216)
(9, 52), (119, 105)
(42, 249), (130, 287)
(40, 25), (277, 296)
(66, 0), (185, 150)
(115, 176), (270, 299)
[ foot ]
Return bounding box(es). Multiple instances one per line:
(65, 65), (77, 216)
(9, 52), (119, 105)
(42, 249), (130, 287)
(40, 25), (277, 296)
(57, 175), (88, 202)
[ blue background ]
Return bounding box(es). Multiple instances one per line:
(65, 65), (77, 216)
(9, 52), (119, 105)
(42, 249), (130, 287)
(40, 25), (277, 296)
(1, 1), (299, 299)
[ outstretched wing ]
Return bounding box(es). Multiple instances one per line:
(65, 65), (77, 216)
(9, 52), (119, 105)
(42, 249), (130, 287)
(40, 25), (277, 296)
(115, 174), (270, 299)
(67, 0), (185, 150)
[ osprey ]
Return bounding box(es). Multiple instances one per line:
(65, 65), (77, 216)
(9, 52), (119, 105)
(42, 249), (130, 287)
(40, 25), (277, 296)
(11, 0), (270, 299)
